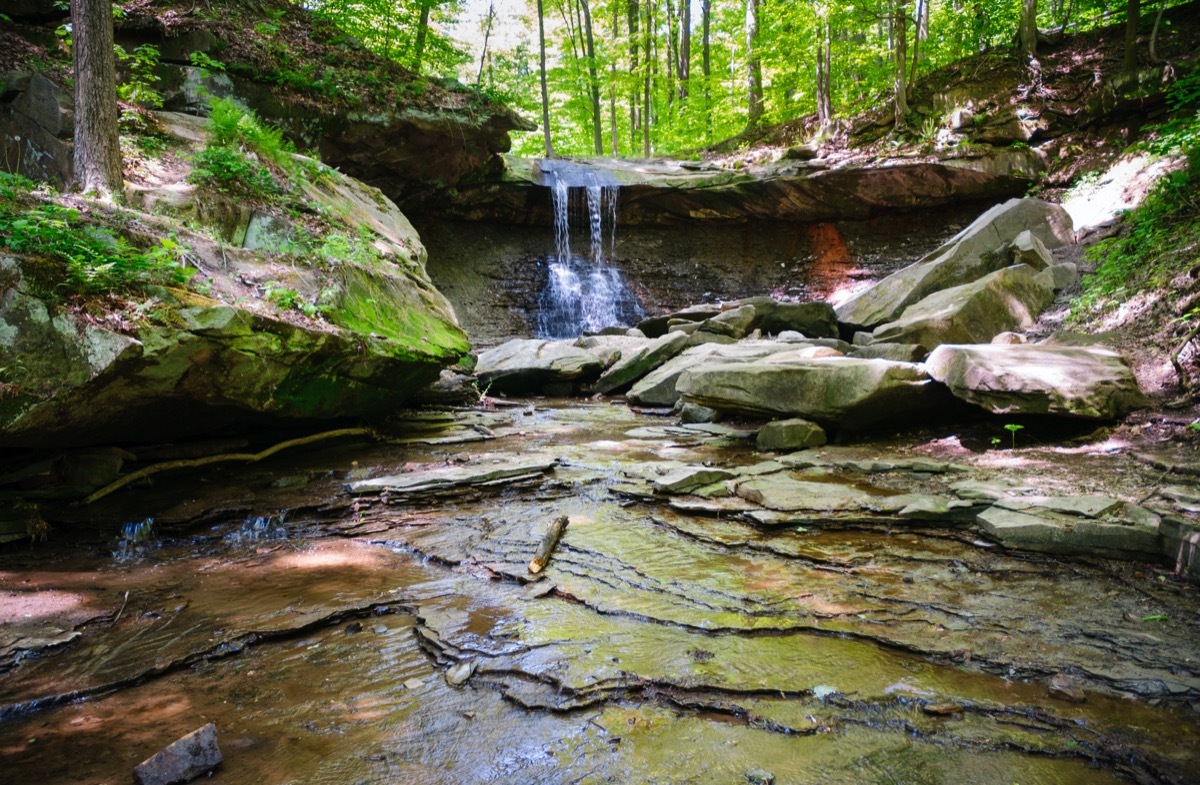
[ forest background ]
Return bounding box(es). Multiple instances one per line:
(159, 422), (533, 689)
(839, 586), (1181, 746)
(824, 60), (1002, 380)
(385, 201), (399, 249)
(306, 0), (1180, 157)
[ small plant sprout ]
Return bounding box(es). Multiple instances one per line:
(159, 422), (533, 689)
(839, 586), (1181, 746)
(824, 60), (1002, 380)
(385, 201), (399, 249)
(1004, 423), (1025, 449)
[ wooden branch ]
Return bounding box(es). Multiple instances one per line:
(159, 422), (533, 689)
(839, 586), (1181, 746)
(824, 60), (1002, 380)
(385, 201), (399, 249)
(528, 515), (569, 574)
(83, 427), (375, 504)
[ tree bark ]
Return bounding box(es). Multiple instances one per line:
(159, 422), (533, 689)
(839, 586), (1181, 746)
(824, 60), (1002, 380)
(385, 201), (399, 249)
(610, 3), (620, 154)
(643, 0), (652, 156)
(702, 0), (712, 139)
(1124, 0), (1141, 78)
(893, 0), (910, 129)
(414, 1), (432, 73)
(815, 6), (833, 131)
(580, 0), (604, 154)
(1149, 0), (1166, 64)
(745, 0), (764, 132)
(679, 0), (691, 99)
(1020, 0), (1039, 57)
(629, 0), (641, 148)
(475, 1), (495, 85)
(537, 0), (554, 157)
(72, 0), (123, 202)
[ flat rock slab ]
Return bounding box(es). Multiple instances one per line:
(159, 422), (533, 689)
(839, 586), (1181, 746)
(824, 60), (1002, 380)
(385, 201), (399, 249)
(677, 358), (946, 429)
(653, 467), (736, 494)
(994, 495), (1125, 519)
(976, 507), (1161, 559)
(735, 475), (901, 513)
(476, 339), (606, 394)
(346, 457), (559, 495)
(133, 723), (222, 785)
(925, 343), (1149, 420)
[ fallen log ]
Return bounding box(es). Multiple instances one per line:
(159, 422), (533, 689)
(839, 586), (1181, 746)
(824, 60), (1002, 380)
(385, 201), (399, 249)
(528, 515), (569, 574)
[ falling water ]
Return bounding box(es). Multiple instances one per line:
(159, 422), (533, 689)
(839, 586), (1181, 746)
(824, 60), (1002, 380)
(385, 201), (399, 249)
(536, 161), (644, 339)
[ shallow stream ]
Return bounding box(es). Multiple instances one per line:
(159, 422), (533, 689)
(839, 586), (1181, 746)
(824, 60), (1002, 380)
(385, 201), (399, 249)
(1, 403), (1198, 784)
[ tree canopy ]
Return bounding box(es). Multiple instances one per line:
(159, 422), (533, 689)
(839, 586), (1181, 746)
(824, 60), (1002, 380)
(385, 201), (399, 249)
(298, 0), (1183, 157)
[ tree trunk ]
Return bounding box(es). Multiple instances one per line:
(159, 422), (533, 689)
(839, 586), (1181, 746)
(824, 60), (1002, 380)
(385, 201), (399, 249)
(815, 7), (832, 131)
(908, 0), (928, 92)
(610, 3), (620, 154)
(475, 1), (495, 85)
(894, 0), (909, 129)
(581, 0), (604, 154)
(629, 0), (640, 148)
(537, 0), (554, 157)
(665, 0), (677, 108)
(1149, 0), (1166, 64)
(679, 0), (691, 99)
(702, 0), (712, 139)
(745, 0), (764, 132)
(72, 0), (124, 202)
(1020, 0), (1039, 57)
(414, 1), (432, 73)
(1124, 0), (1141, 78)
(643, 0), (652, 156)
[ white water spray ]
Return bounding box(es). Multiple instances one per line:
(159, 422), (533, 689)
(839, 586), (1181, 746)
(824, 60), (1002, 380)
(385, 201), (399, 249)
(536, 161), (643, 338)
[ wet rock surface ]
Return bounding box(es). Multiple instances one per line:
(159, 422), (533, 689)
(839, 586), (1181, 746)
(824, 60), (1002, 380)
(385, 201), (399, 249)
(1, 403), (1199, 785)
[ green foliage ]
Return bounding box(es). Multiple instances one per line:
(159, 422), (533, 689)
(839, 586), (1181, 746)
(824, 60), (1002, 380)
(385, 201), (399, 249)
(189, 145), (280, 199)
(115, 43), (163, 110)
(189, 100), (294, 199)
(189, 51), (227, 72)
(1003, 423), (1025, 449)
(0, 173), (192, 297)
(305, 0), (469, 77)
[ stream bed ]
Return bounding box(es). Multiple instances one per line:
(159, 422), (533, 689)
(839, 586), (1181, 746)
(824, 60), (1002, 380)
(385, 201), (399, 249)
(2, 403), (1198, 785)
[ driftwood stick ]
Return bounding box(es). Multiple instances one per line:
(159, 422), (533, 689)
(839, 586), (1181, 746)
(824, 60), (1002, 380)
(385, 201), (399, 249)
(528, 515), (569, 574)
(110, 590), (130, 625)
(83, 427), (375, 504)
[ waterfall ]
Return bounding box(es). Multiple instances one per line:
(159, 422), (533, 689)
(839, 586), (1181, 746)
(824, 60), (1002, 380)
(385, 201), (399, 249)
(536, 161), (644, 339)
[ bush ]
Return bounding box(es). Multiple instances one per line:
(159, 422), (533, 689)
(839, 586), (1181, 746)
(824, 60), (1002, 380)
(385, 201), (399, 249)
(189, 145), (280, 199)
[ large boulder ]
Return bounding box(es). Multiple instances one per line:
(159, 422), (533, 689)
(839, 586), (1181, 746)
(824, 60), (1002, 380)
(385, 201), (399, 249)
(676, 357), (947, 430)
(0, 72), (74, 187)
(595, 331), (689, 395)
(836, 198), (1074, 330)
(626, 341), (800, 407)
(924, 343), (1149, 419)
(742, 298), (840, 338)
(476, 339), (606, 394)
(869, 265), (1055, 349)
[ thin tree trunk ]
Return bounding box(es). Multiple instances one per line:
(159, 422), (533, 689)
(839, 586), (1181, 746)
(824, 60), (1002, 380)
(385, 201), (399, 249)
(537, 0), (554, 157)
(629, 0), (641, 147)
(581, 0), (604, 154)
(643, 0), (652, 156)
(1149, 0), (1166, 63)
(665, 0), (677, 108)
(475, 1), (495, 85)
(815, 7), (832, 131)
(680, 0), (691, 99)
(702, 0), (711, 139)
(745, 0), (764, 132)
(610, 3), (620, 154)
(72, 0), (123, 202)
(1124, 0), (1141, 78)
(894, 0), (909, 129)
(1020, 0), (1039, 57)
(908, 0), (927, 92)
(414, 1), (432, 73)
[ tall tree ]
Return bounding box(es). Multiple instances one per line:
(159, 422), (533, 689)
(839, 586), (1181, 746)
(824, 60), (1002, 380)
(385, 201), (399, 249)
(72, 0), (123, 202)
(702, 0), (712, 138)
(413, 0), (433, 73)
(537, 0), (554, 156)
(475, 1), (496, 85)
(893, 0), (910, 129)
(814, 2), (833, 133)
(1019, 0), (1039, 57)
(580, 0), (604, 154)
(745, 0), (765, 131)
(679, 0), (691, 99)
(1123, 0), (1141, 78)
(628, 0), (641, 148)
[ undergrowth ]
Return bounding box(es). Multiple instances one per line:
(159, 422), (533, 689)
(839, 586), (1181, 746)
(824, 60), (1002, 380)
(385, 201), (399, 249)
(0, 172), (191, 298)
(1073, 67), (1200, 319)
(188, 99), (291, 199)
